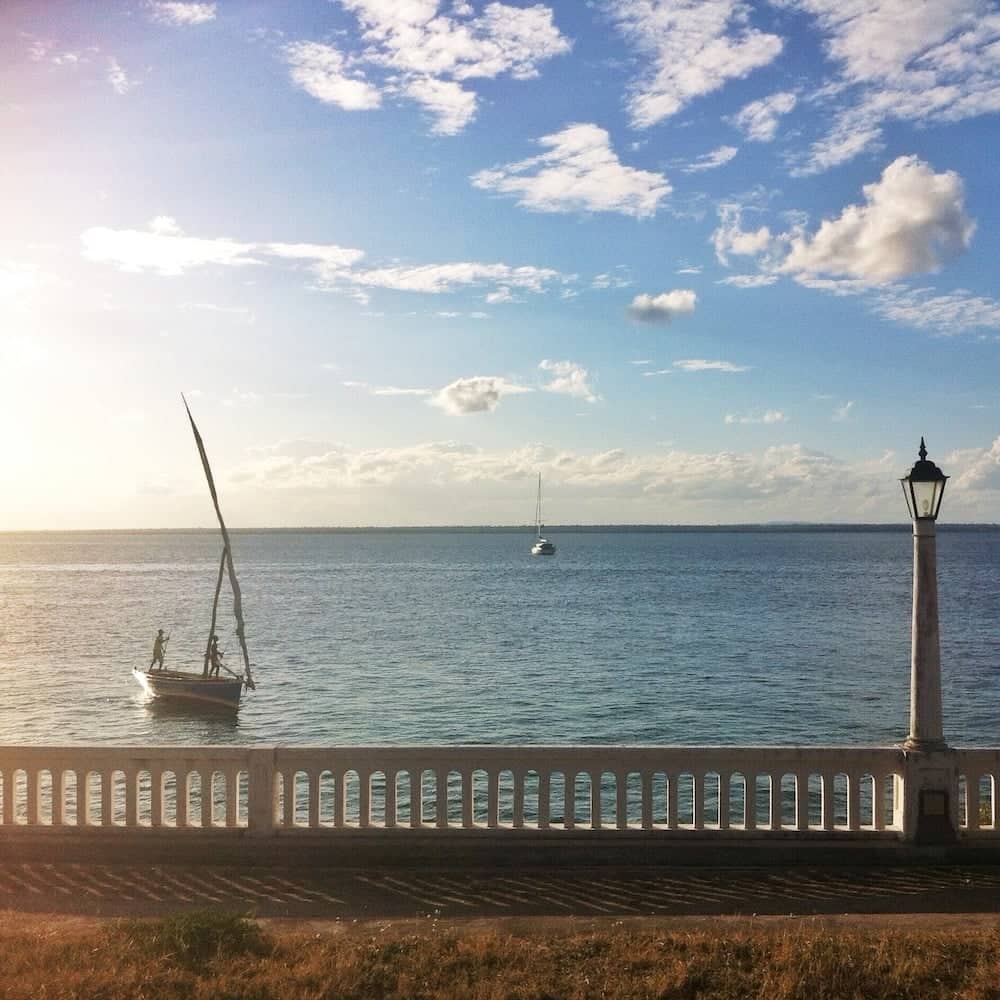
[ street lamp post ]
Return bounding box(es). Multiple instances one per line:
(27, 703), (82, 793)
(899, 438), (956, 843)
(900, 438), (948, 752)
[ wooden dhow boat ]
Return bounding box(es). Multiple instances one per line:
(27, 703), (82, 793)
(133, 397), (256, 711)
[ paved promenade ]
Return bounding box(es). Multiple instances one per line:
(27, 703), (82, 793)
(1, 863), (999, 919)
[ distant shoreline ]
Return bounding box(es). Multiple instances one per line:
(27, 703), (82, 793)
(2, 523), (998, 535)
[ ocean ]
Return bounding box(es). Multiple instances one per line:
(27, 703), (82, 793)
(0, 527), (998, 749)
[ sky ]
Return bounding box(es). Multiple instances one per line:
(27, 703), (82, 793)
(2, 0), (1000, 528)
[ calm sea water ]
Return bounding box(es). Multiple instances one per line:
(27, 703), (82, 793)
(0, 528), (998, 749)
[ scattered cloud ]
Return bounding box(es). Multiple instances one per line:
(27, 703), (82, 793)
(81, 218), (568, 301)
(711, 203), (776, 266)
(284, 41), (382, 111)
(592, 265), (634, 289)
(725, 410), (787, 424)
(149, 1), (217, 26)
(642, 368), (673, 376)
(731, 91), (797, 141)
(870, 287), (1000, 335)
(609, 0), (784, 127)
(675, 359), (750, 372)
(430, 375), (532, 415)
(952, 437), (1000, 492)
(539, 359), (600, 403)
(788, 0), (1000, 173)
(233, 438), (890, 522)
(471, 123), (671, 218)
(832, 400), (854, 421)
(675, 264), (703, 275)
(82, 218), (258, 275)
(627, 289), (697, 324)
(343, 380), (432, 397)
(718, 274), (779, 288)
(346, 261), (568, 297)
(403, 76), (477, 135)
(682, 145), (739, 173)
(630, 359), (652, 365)
(107, 58), (137, 95)
(782, 155), (976, 283)
(288, 1), (571, 134)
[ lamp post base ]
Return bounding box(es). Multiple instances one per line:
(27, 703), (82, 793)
(903, 737), (948, 752)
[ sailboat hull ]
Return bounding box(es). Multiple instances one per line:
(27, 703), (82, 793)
(133, 669), (243, 710)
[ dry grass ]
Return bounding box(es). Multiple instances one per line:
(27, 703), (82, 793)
(1, 911), (999, 999)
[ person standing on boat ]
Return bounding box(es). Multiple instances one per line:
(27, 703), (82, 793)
(208, 634), (224, 677)
(149, 629), (168, 671)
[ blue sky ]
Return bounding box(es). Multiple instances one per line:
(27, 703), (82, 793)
(2, 0), (1000, 528)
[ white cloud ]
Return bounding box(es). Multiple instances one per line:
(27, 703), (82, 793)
(642, 368), (672, 376)
(234, 438), (887, 522)
(782, 155), (976, 283)
(786, 0), (1000, 172)
(539, 359), (600, 403)
(682, 145), (739, 172)
(677, 359), (750, 372)
(82, 219), (258, 275)
(592, 266), (634, 289)
(471, 123), (671, 219)
(284, 41), (382, 111)
(343, 0), (571, 80)
(107, 58), (137, 95)
(711, 203), (775, 266)
(430, 375), (532, 415)
(485, 287), (515, 304)
(403, 76), (477, 134)
(718, 274), (779, 288)
(290, 1), (570, 134)
(725, 410), (787, 424)
(731, 91), (797, 141)
(676, 264), (703, 275)
(627, 289), (697, 323)
(832, 400), (854, 422)
(630, 359), (653, 365)
(374, 386), (433, 397)
(610, 0), (784, 127)
(952, 436), (1000, 492)
(345, 261), (567, 296)
(81, 219), (565, 301)
(870, 287), (1000, 335)
(149, 2), (217, 25)
(263, 241), (367, 282)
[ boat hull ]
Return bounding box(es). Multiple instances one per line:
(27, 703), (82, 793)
(531, 539), (556, 555)
(133, 669), (243, 710)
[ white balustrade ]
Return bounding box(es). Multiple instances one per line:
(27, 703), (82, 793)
(0, 744), (923, 838)
(956, 749), (1000, 837)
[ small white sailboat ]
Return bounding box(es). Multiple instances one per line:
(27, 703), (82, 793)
(530, 472), (556, 556)
(133, 396), (256, 711)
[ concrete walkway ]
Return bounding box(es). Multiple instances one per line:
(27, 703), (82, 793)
(1, 863), (999, 919)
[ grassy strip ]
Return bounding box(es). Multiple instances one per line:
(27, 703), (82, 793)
(1, 911), (999, 998)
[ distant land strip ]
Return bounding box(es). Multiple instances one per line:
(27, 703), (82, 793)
(3, 524), (999, 535)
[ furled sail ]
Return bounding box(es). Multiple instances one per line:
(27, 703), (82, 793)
(182, 395), (255, 690)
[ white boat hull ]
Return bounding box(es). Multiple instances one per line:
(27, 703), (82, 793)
(531, 539), (556, 555)
(133, 668), (243, 710)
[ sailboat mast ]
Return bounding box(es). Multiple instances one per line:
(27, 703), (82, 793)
(183, 395), (255, 690)
(204, 547), (226, 675)
(536, 472), (543, 537)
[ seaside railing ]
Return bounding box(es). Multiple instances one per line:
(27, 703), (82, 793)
(0, 745), (995, 839)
